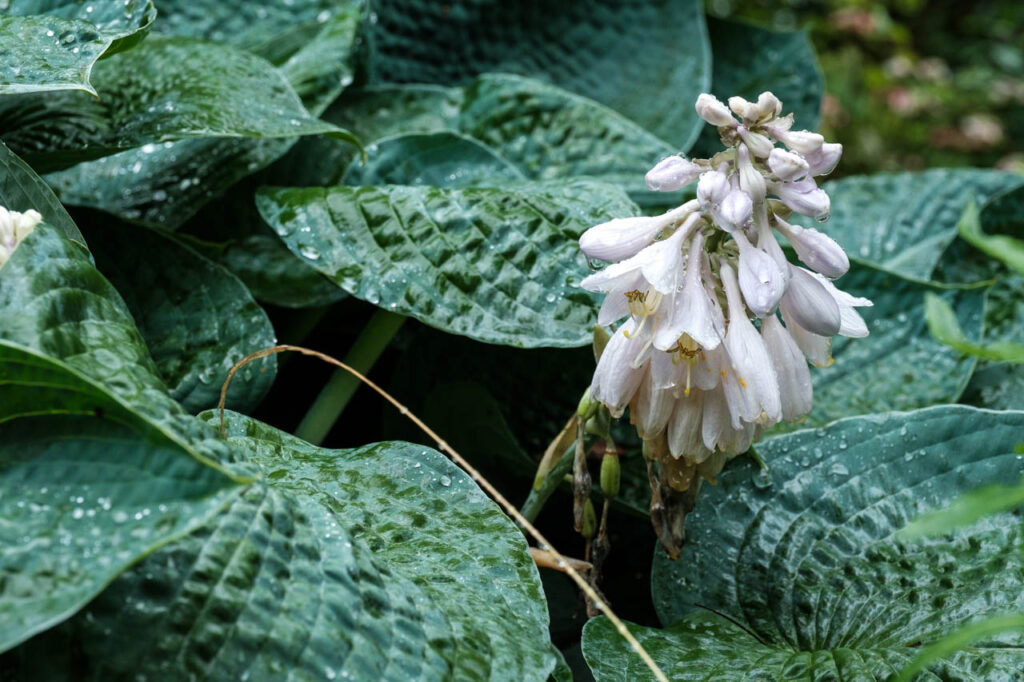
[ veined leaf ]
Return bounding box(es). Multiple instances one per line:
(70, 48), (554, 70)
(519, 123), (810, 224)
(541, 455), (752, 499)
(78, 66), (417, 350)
(0, 36), (353, 173)
(361, 0), (710, 149)
(256, 180), (638, 347)
(584, 406), (1024, 680)
(0, 142), (82, 244)
(0, 0), (156, 95)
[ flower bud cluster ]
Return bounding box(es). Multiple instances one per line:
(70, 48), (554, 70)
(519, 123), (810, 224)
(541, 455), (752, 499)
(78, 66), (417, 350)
(0, 206), (42, 267)
(579, 92), (871, 490)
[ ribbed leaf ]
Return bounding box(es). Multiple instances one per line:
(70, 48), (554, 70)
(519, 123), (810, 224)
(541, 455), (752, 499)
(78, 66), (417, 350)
(0, 0), (156, 95)
(362, 0), (710, 148)
(256, 180), (638, 347)
(584, 406), (1024, 680)
(43, 7), (361, 230)
(0, 343), (243, 653)
(79, 218), (277, 413)
(0, 36), (351, 173)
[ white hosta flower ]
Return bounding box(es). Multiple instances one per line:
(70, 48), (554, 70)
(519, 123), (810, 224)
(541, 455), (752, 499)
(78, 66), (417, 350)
(579, 201), (695, 262)
(0, 206), (42, 268)
(645, 155), (703, 191)
(695, 93), (736, 127)
(579, 90), (870, 485)
(774, 216), (849, 278)
(767, 147), (810, 181)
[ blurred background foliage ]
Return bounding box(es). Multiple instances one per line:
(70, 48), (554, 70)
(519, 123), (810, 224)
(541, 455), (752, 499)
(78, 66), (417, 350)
(712, 0), (1024, 176)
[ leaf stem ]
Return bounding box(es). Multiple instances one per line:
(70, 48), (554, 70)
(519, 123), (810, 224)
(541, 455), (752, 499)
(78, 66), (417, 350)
(294, 309), (405, 445)
(521, 441), (577, 523)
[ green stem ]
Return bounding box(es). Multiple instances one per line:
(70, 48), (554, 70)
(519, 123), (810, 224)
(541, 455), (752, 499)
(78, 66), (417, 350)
(295, 309), (406, 445)
(521, 442), (577, 523)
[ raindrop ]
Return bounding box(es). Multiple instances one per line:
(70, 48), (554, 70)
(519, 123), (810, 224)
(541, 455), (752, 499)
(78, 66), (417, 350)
(439, 475), (452, 487)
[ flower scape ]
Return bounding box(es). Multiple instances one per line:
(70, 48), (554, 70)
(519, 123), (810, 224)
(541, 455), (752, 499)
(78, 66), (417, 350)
(580, 92), (872, 502)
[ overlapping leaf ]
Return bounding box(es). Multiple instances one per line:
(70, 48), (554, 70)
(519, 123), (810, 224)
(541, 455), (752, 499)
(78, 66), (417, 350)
(0, 0), (156, 95)
(44, 8), (362, 227)
(257, 180), (638, 347)
(0, 142), (81, 243)
(584, 406), (1024, 680)
(0, 36), (351, 173)
(362, 0), (710, 148)
(79, 218), (277, 413)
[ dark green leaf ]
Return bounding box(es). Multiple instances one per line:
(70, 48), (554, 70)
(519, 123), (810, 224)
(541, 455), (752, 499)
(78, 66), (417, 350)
(0, 342), (243, 653)
(0, 141), (82, 243)
(773, 264), (985, 431)
(583, 406), (1024, 680)
(44, 8), (363, 230)
(324, 75), (676, 203)
(362, 0), (710, 148)
(343, 132), (525, 188)
(256, 180), (638, 347)
(79, 218), (278, 413)
(0, 0), (156, 95)
(794, 169), (1024, 280)
(1, 36), (352, 173)
(691, 17), (823, 157)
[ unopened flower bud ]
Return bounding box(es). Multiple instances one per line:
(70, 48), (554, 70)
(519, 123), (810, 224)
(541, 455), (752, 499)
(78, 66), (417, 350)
(697, 169), (730, 208)
(779, 266), (842, 336)
(600, 451), (621, 499)
(581, 498), (598, 539)
(775, 180), (831, 221)
(728, 96), (759, 123)
(756, 91), (782, 120)
(767, 127), (825, 154)
(804, 142), (843, 176)
(774, 217), (849, 278)
(737, 127), (775, 158)
(736, 144), (766, 202)
(579, 203), (690, 261)
(733, 230), (787, 317)
(768, 148), (810, 181)
(577, 387), (600, 421)
(720, 189), (753, 230)
(645, 155), (702, 191)
(695, 93), (736, 127)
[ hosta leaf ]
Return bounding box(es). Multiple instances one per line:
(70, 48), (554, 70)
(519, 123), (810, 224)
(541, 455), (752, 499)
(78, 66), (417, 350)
(0, 142), (81, 243)
(583, 406), (1024, 680)
(362, 0), (710, 148)
(44, 7), (362, 230)
(691, 17), (822, 157)
(324, 75), (676, 202)
(0, 0), (156, 95)
(78, 218), (277, 413)
(209, 411), (557, 681)
(343, 132), (525, 188)
(256, 180), (638, 347)
(0, 36), (351, 173)
(0, 343), (243, 653)
(793, 169), (1024, 280)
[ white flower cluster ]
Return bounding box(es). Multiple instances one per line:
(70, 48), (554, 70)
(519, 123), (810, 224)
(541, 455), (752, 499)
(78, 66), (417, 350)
(0, 206), (42, 268)
(580, 92), (871, 485)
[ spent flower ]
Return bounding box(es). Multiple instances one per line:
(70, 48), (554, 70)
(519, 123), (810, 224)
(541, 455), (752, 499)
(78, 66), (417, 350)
(577, 91), (871, 497)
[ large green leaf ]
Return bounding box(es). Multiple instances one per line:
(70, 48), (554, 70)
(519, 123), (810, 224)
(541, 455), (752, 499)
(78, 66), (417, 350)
(152, 0), (341, 51)
(0, 343), (243, 653)
(44, 8), (362, 230)
(0, 0), (156, 95)
(0, 36), (351, 173)
(0, 142), (82, 244)
(362, 0), (710, 148)
(773, 264), (985, 432)
(691, 17), (822, 157)
(256, 180), (637, 347)
(582, 406), (1024, 680)
(79, 218), (277, 413)
(324, 75), (676, 202)
(794, 169), (1024, 280)
(209, 411), (558, 681)
(344, 132), (525, 188)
